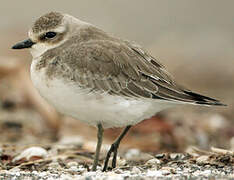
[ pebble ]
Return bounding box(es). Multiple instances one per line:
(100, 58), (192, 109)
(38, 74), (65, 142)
(169, 153), (185, 160)
(12, 146), (48, 162)
(196, 155), (209, 164)
(201, 169), (212, 176)
(67, 161), (78, 168)
(9, 167), (20, 172)
(48, 162), (61, 170)
(146, 158), (161, 165)
(113, 169), (123, 174)
(185, 146), (200, 157)
(77, 165), (87, 173)
(147, 170), (163, 177)
(155, 153), (165, 159)
(68, 166), (79, 172)
(39, 171), (48, 177)
(83, 171), (97, 176)
(161, 167), (176, 174)
(161, 169), (170, 175)
(193, 169), (212, 177)
(131, 166), (141, 174)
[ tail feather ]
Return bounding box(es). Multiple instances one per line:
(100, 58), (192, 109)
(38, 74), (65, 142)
(183, 90), (226, 106)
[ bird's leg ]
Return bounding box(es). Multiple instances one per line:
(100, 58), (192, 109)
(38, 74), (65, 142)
(103, 125), (131, 171)
(92, 123), (104, 171)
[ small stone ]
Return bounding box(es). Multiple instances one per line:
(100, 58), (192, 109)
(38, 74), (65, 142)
(169, 153), (184, 160)
(161, 167), (176, 174)
(15, 172), (21, 176)
(147, 170), (163, 177)
(83, 171), (97, 176)
(77, 165), (87, 173)
(69, 166), (79, 172)
(39, 171), (48, 177)
(13, 146), (48, 162)
(196, 155), (209, 164)
(32, 170), (38, 175)
(201, 169), (212, 176)
(67, 161), (78, 168)
(185, 146), (200, 157)
(113, 168), (123, 174)
(131, 166), (141, 174)
(9, 167), (20, 172)
(169, 153), (178, 160)
(155, 153), (165, 159)
(48, 162), (61, 170)
(146, 158), (161, 165)
(161, 169), (170, 175)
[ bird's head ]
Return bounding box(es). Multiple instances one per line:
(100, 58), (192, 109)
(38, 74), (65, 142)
(12, 12), (87, 58)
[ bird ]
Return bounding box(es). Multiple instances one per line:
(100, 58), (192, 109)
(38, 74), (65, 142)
(12, 12), (225, 171)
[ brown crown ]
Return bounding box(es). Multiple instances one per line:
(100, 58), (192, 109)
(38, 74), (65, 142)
(32, 12), (63, 33)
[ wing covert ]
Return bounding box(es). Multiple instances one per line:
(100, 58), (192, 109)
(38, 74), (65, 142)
(56, 39), (205, 103)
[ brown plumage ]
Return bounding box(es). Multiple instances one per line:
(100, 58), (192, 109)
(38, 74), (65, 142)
(32, 12), (63, 33)
(36, 25), (224, 106)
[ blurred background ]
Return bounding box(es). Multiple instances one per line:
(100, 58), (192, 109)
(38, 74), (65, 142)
(0, 0), (233, 154)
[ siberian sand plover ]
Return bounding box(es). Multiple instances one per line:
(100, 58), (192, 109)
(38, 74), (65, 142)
(12, 12), (225, 171)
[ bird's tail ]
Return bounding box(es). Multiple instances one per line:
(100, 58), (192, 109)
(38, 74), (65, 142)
(183, 90), (226, 106)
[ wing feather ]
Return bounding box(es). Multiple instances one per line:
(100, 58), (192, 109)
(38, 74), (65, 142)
(44, 37), (223, 105)
(71, 40), (188, 100)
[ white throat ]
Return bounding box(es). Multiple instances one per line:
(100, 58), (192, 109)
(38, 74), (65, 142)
(30, 43), (52, 58)
(29, 38), (67, 59)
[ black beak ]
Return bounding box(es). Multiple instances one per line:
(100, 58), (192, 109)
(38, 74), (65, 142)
(12, 39), (35, 49)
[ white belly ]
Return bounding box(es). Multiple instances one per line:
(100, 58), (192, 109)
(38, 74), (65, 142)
(30, 60), (176, 129)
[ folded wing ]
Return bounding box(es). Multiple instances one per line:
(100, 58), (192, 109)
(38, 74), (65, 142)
(61, 39), (225, 106)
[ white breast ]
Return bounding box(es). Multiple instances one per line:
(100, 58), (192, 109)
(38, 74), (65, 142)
(30, 59), (177, 129)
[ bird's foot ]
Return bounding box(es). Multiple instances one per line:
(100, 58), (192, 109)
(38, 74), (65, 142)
(102, 142), (119, 171)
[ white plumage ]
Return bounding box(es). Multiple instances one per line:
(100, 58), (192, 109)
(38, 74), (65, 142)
(31, 58), (177, 128)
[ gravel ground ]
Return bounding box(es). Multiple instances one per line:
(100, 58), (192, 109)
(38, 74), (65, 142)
(0, 145), (233, 180)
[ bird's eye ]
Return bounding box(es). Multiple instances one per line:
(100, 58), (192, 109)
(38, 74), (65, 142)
(44, 32), (57, 39)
